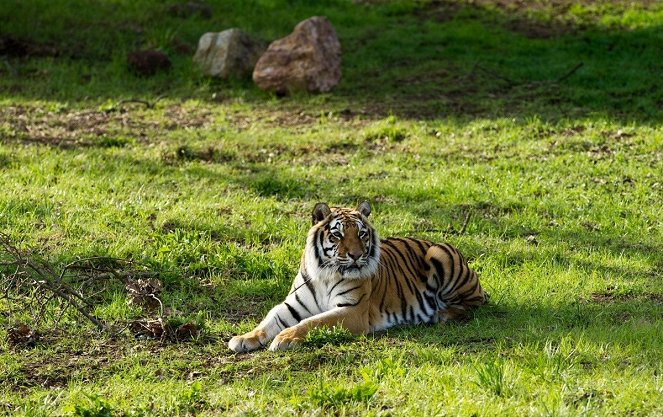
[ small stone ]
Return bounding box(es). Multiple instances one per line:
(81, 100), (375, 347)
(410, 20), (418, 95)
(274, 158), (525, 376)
(253, 16), (341, 94)
(127, 50), (171, 76)
(525, 234), (539, 246)
(193, 29), (267, 79)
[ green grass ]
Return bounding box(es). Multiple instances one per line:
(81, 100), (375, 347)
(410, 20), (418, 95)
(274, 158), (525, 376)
(1, 0), (663, 416)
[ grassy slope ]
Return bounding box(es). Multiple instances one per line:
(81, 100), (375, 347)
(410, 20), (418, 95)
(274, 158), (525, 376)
(1, 0), (662, 416)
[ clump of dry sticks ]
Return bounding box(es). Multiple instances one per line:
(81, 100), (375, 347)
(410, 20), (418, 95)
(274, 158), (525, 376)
(0, 233), (199, 346)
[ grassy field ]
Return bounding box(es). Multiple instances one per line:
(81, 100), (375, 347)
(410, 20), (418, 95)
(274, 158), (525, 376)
(1, 0), (662, 415)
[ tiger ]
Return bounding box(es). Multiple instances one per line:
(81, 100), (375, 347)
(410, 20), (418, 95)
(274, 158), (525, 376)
(228, 201), (488, 352)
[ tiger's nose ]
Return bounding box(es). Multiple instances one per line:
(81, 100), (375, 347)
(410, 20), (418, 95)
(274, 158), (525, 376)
(348, 251), (362, 261)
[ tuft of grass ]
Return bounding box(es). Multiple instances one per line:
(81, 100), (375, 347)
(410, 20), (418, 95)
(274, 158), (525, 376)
(303, 325), (354, 348)
(301, 377), (378, 410)
(474, 360), (511, 397)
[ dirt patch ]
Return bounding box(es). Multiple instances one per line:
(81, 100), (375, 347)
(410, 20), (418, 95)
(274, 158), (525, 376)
(0, 36), (59, 58)
(413, 0), (461, 23)
(162, 104), (212, 130)
(11, 338), (121, 391)
(0, 104), (213, 149)
(224, 107), (370, 132)
(220, 299), (266, 323)
(588, 291), (663, 304)
(507, 18), (578, 39)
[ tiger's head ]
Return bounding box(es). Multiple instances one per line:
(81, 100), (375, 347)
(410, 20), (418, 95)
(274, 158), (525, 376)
(305, 201), (380, 281)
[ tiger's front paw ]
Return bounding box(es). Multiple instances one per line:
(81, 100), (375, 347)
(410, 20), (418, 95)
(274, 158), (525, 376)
(228, 329), (267, 353)
(269, 327), (304, 351)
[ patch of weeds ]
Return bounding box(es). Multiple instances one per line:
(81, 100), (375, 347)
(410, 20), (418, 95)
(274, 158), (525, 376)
(250, 175), (311, 199)
(299, 374), (378, 410)
(166, 312), (207, 341)
(173, 381), (207, 415)
(364, 125), (409, 144)
(361, 356), (406, 382)
(162, 144), (235, 164)
(564, 386), (613, 409)
(364, 114), (408, 141)
(303, 325), (354, 348)
(98, 135), (134, 148)
(151, 229), (215, 273)
(474, 360), (511, 397)
(65, 393), (114, 417)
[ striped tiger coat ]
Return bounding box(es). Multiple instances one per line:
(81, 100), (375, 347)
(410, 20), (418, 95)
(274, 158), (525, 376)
(228, 201), (488, 352)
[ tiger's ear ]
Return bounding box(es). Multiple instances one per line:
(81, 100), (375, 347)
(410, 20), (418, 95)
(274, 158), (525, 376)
(312, 203), (332, 224)
(356, 201), (371, 218)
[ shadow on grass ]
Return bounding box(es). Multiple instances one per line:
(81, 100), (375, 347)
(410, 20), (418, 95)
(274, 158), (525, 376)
(1, 1), (662, 123)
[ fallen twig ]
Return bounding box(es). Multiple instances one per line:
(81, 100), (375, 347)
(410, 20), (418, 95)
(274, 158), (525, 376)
(112, 95), (165, 112)
(469, 61), (584, 89)
(556, 62), (584, 83)
(473, 63), (516, 87)
(457, 211), (472, 235)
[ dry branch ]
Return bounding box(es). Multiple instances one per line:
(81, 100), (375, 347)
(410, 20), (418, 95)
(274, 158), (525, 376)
(0, 233), (162, 336)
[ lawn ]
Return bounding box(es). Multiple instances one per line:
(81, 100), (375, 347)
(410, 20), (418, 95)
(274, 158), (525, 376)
(1, 0), (662, 416)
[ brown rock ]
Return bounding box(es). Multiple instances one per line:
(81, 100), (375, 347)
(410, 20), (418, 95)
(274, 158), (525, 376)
(253, 16), (341, 94)
(127, 50), (171, 76)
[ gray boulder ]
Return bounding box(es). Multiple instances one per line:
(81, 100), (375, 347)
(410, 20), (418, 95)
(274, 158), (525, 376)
(193, 29), (266, 78)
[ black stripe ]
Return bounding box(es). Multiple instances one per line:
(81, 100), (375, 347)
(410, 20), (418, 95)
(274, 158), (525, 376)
(327, 279), (344, 298)
(434, 245), (458, 295)
(464, 295), (486, 303)
(369, 231), (379, 256)
(449, 261), (469, 294)
(337, 294), (365, 307)
(459, 277), (480, 297)
(382, 241), (419, 293)
(383, 239), (419, 276)
(295, 293), (312, 315)
(411, 238), (429, 256)
(455, 267), (473, 294)
(413, 287), (431, 316)
(392, 237), (426, 271)
(275, 314), (289, 330)
(424, 292), (438, 312)
(336, 285), (363, 297)
(378, 276), (388, 313)
(284, 302), (302, 322)
(429, 257), (447, 287)
(303, 272), (322, 311)
(314, 229), (324, 262)
(407, 305), (415, 322)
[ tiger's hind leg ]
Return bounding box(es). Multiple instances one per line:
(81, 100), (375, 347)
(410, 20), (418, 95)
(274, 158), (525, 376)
(423, 244), (488, 324)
